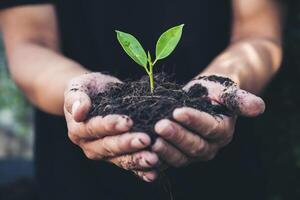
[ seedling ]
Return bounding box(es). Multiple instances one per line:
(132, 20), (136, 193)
(116, 24), (184, 93)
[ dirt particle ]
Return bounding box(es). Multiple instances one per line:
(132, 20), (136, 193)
(197, 75), (235, 87)
(221, 89), (240, 114)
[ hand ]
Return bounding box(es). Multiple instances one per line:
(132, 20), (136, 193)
(152, 75), (265, 167)
(64, 72), (160, 182)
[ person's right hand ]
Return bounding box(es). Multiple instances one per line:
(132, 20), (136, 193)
(64, 72), (160, 182)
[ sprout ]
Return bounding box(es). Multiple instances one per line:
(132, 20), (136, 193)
(116, 24), (184, 93)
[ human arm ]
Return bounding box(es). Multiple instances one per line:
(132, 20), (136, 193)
(0, 4), (159, 181)
(153, 0), (283, 167)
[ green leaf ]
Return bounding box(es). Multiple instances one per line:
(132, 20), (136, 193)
(155, 24), (184, 61)
(116, 30), (147, 68)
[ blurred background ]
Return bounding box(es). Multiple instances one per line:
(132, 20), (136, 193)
(0, 1), (300, 200)
(0, 36), (36, 199)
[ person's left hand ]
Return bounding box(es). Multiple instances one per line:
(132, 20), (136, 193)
(152, 75), (265, 168)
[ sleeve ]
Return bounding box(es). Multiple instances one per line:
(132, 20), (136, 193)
(0, 0), (54, 10)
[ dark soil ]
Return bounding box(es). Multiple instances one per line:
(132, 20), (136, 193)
(197, 75), (235, 87)
(88, 74), (231, 140)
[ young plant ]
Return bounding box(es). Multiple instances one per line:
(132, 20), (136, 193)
(116, 24), (184, 93)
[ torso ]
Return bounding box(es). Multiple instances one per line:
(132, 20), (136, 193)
(35, 1), (264, 199)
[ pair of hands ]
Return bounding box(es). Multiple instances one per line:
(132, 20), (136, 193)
(64, 72), (265, 182)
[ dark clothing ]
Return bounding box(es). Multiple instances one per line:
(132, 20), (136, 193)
(0, 1), (266, 199)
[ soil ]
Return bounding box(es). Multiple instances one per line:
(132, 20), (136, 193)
(197, 75), (235, 87)
(88, 74), (231, 140)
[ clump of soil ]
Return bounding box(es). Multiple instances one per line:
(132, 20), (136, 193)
(88, 74), (231, 140)
(199, 75), (235, 87)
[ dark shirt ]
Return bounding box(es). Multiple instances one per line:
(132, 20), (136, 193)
(0, 1), (265, 199)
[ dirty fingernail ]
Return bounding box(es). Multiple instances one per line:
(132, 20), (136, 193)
(143, 173), (157, 182)
(72, 101), (80, 115)
(145, 159), (153, 167)
(143, 176), (153, 182)
(140, 158), (151, 167)
(131, 137), (148, 148)
(141, 153), (160, 168)
(116, 116), (132, 130)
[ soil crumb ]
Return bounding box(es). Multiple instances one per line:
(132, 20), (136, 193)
(88, 74), (231, 140)
(198, 75), (235, 87)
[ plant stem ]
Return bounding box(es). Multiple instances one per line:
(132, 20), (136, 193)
(147, 53), (155, 93)
(149, 73), (154, 93)
(149, 62), (154, 93)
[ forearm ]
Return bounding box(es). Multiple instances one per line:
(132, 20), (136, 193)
(200, 0), (284, 94)
(199, 37), (282, 94)
(5, 41), (89, 115)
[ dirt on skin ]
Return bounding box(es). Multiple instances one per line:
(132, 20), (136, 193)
(88, 74), (233, 140)
(198, 75), (235, 87)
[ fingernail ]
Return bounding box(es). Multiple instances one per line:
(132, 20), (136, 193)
(145, 159), (152, 166)
(174, 108), (190, 123)
(143, 176), (154, 182)
(72, 101), (80, 115)
(143, 173), (157, 182)
(139, 158), (151, 167)
(115, 116), (132, 130)
(173, 108), (184, 116)
(140, 157), (155, 168)
(159, 120), (176, 135)
(140, 152), (160, 168)
(138, 138), (148, 146)
(131, 137), (147, 148)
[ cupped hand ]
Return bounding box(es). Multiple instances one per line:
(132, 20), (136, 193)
(64, 72), (160, 182)
(152, 75), (265, 168)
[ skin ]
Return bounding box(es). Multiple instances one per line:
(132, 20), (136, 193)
(152, 0), (283, 170)
(0, 0), (283, 182)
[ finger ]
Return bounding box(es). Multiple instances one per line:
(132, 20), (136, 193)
(213, 115), (235, 146)
(133, 170), (158, 182)
(84, 114), (133, 138)
(221, 88), (265, 117)
(64, 90), (91, 122)
(152, 138), (189, 168)
(173, 107), (236, 142)
(173, 107), (221, 140)
(84, 132), (151, 158)
(69, 114), (133, 140)
(155, 119), (211, 157)
(108, 151), (160, 170)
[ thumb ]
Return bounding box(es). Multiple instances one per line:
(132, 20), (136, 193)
(64, 90), (91, 122)
(221, 88), (266, 117)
